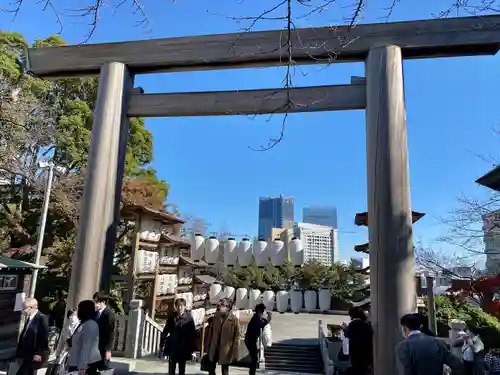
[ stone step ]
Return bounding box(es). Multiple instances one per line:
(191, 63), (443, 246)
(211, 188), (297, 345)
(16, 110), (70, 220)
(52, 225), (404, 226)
(266, 344), (320, 352)
(265, 362), (323, 374)
(264, 344), (323, 374)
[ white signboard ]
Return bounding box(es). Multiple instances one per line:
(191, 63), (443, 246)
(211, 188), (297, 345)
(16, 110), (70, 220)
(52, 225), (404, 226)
(14, 292), (25, 311)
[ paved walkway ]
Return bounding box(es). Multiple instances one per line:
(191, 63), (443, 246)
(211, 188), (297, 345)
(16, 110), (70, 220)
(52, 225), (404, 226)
(270, 312), (346, 345)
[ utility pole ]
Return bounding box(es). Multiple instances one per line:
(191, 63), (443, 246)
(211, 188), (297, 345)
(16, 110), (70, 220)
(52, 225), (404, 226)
(29, 164), (54, 298)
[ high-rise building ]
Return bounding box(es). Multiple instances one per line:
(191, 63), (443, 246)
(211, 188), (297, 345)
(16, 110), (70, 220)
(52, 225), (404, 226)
(294, 222), (338, 265)
(258, 195), (294, 240)
(303, 206), (338, 229)
(484, 209), (500, 274)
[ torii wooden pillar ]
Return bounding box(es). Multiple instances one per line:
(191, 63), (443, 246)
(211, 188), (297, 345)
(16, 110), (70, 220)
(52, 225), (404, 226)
(25, 14), (500, 375)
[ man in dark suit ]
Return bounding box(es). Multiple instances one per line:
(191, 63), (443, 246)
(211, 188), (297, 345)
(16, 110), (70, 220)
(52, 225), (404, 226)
(396, 313), (463, 375)
(93, 292), (116, 370)
(16, 298), (49, 375)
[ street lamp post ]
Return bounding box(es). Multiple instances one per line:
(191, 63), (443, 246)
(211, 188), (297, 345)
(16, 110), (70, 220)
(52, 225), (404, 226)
(29, 161), (65, 298)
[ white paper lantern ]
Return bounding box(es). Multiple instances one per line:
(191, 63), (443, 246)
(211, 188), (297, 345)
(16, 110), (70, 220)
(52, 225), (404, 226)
(270, 239), (285, 266)
(248, 289), (261, 310)
(290, 290), (302, 313)
(140, 218), (161, 242)
(262, 290), (275, 311)
(222, 286), (235, 301)
(276, 290), (288, 312)
(289, 237), (304, 266)
(304, 290), (317, 312)
(224, 238), (238, 266)
(210, 283), (222, 304)
(205, 236), (219, 264)
(237, 238), (253, 267)
(191, 234), (205, 261)
(318, 289), (331, 311)
(235, 288), (248, 309)
(254, 239), (269, 267)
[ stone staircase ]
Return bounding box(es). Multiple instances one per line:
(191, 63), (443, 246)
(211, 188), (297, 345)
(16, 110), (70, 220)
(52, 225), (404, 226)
(264, 343), (323, 374)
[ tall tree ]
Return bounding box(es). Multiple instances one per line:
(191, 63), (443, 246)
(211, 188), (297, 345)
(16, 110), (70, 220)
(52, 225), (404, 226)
(0, 31), (170, 307)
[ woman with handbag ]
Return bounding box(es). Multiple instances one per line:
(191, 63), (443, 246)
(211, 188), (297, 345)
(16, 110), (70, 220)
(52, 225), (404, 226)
(67, 300), (101, 375)
(160, 298), (196, 375)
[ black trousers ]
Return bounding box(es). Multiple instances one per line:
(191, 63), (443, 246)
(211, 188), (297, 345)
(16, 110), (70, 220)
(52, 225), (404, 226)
(463, 360), (474, 375)
(98, 349), (110, 370)
(245, 339), (259, 375)
(208, 352), (229, 375)
(16, 361), (36, 375)
(168, 357), (186, 375)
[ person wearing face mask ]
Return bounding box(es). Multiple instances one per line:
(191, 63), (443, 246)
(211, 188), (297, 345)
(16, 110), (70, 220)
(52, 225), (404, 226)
(15, 298), (50, 375)
(453, 327), (485, 375)
(160, 298), (196, 375)
(395, 313), (463, 375)
(204, 298), (240, 375)
(67, 300), (101, 375)
(92, 293), (115, 370)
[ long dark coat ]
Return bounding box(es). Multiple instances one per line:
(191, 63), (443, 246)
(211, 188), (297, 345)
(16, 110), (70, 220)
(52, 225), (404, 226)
(161, 311), (196, 361)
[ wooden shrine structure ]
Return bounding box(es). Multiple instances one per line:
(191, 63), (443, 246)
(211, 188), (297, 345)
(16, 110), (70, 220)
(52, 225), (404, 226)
(24, 15), (500, 375)
(116, 205), (213, 320)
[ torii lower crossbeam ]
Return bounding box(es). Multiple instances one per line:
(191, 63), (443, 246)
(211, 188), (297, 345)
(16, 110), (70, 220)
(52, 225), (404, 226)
(25, 14), (500, 375)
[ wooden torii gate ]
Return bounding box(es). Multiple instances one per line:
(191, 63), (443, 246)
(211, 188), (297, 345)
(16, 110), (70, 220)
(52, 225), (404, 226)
(25, 15), (500, 375)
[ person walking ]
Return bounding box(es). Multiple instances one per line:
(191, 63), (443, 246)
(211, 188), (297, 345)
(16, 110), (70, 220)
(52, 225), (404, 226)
(161, 298), (196, 375)
(396, 313), (464, 375)
(204, 298), (240, 375)
(244, 303), (271, 375)
(453, 327), (485, 375)
(67, 300), (101, 375)
(485, 343), (500, 375)
(93, 293), (115, 370)
(50, 291), (66, 332)
(15, 298), (50, 375)
(341, 307), (373, 375)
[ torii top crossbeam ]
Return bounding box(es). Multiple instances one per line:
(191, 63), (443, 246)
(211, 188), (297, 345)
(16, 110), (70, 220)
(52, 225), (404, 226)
(26, 15), (500, 78)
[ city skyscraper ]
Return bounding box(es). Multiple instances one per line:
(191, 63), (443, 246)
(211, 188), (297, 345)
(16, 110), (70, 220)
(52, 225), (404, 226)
(258, 195), (294, 240)
(303, 206), (338, 229)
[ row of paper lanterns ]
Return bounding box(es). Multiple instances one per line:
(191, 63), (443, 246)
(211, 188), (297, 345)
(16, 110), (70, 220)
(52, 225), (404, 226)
(191, 235), (305, 266)
(209, 284), (332, 312)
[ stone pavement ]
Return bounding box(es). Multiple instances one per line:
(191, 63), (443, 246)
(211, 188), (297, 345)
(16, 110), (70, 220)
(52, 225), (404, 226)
(270, 312), (346, 345)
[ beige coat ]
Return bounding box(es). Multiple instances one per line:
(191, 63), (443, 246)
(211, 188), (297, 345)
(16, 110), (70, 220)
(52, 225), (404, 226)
(206, 312), (240, 365)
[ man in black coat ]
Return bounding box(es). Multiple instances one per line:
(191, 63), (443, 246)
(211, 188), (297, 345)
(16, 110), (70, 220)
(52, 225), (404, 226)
(161, 298), (196, 375)
(16, 298), (50, 375)
(245, 303), (272, 375)
(93, 292), (116, 370)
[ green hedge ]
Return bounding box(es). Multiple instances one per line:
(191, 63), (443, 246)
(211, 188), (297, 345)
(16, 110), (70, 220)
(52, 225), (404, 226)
(435, 296), (500, 349)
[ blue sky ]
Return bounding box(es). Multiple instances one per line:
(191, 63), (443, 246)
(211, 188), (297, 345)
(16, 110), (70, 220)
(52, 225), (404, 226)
(3, 0), (499, 261)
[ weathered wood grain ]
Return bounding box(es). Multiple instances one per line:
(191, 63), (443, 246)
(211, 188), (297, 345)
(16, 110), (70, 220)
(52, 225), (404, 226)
(365, 45), (415, 375)
(26, 15), (500, 77)
(127, 84), (366, 117)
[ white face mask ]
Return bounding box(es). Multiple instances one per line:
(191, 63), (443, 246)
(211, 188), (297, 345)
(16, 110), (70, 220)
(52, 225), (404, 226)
(219, 306), (228, 314)
(70, 315), (79, 324)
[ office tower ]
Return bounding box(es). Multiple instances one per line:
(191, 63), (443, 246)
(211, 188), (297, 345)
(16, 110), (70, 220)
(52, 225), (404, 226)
(303, 206), (338, 229)
(294, 222), (338, 265)
(258, 195), (294, 240)
(484, 209), (500, 274)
